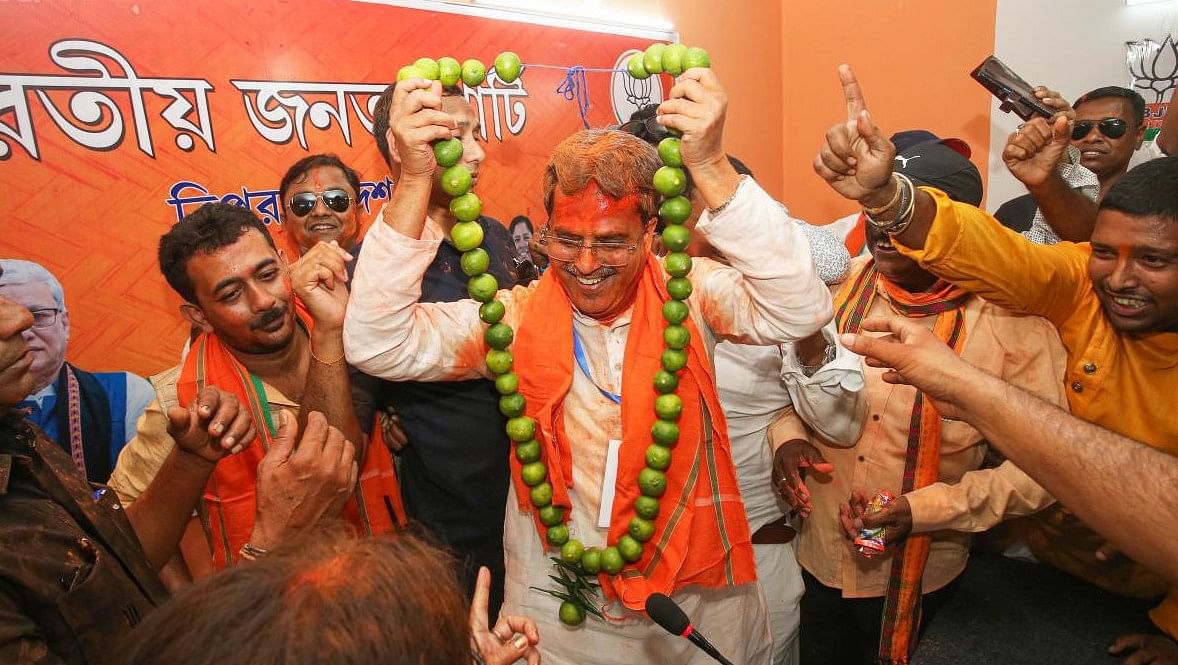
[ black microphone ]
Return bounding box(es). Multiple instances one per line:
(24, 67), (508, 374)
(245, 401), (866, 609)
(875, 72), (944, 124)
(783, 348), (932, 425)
(645, 592), (736, 665)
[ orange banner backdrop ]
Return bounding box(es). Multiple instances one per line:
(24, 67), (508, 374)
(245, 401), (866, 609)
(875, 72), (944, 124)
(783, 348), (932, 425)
(0, 0), (669, 376)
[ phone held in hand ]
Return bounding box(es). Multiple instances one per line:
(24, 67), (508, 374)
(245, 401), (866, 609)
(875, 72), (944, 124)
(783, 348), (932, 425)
(971, 55), (1055, 121)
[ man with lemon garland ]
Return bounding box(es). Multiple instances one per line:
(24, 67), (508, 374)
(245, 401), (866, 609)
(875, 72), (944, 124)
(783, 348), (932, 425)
(345, 68), (832, 664)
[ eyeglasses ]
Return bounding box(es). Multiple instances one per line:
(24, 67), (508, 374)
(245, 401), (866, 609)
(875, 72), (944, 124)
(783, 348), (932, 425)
(30, 308), (60, 329)
(537, 227), (641, 267)
(288, 189), (352, 217)
(1071, 118), (1128, 141)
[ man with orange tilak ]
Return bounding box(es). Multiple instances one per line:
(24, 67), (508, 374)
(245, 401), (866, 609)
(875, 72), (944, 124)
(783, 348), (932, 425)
(815, 63), (1178, 664)
(344, 68), (832, 664)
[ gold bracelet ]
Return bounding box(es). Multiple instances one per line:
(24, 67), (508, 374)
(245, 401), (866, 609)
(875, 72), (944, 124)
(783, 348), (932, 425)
(309, 345), (346, 366)
(862, 174), (901, 215)
(706, 174), (749, 216)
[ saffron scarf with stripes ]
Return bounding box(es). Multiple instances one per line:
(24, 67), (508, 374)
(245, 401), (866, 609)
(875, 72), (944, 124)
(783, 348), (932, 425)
(177, 301), (405, 570)
(834, 260), (971, 664)
(513, 253), (756, 611)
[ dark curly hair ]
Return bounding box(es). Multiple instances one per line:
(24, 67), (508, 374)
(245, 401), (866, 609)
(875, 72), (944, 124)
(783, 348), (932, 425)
(158, 203), (275, 304)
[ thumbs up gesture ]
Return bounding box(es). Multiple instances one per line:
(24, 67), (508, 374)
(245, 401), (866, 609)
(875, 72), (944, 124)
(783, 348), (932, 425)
(814, 65), (898, 207)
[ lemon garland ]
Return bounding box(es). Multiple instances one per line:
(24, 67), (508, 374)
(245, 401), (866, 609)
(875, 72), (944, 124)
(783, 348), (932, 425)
(399, 43), (710, 627)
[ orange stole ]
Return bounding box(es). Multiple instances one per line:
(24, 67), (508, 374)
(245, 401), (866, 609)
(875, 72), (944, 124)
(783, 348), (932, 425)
(177, 305), (405, 570)
(512, 254), (756, 610)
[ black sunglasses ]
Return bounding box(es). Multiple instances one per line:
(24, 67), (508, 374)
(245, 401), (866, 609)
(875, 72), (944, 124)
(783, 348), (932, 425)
(1071, 118), (1128, 141)
(288, 189), (352, 217)
(618, 115), (669, 142)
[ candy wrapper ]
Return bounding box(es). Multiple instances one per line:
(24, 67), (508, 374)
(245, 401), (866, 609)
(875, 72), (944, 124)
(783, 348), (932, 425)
(853, 491), (896, 558)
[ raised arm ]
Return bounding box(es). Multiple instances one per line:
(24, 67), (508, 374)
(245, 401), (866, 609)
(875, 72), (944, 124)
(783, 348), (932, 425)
(1002, 117), (1099, 242)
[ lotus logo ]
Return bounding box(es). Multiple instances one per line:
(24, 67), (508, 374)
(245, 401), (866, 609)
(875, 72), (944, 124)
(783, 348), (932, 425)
(610, 49), (663, 124)
(1127, 34), (1178, 103)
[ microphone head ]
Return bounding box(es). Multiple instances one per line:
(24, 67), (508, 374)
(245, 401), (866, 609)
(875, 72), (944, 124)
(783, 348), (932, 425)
(645, 592), (690, 636)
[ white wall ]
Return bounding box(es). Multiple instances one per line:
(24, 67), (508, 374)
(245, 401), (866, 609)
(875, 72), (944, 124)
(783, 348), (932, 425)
(987, 0), (1178, 209)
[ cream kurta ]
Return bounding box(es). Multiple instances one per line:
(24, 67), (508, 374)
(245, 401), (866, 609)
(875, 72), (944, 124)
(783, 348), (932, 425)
(344, 177), (833, 664)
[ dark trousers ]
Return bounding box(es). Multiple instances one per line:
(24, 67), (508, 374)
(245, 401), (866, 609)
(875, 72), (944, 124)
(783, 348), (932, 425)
(800, 570), (960, 665)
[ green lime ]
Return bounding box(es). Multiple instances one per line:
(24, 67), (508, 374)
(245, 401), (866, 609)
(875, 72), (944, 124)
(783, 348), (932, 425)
(460, 248), (489, 276)
(560, 538), (585, 564)
(666, 127), (682, 138)
(538, 503), (563, 527)
(515, 439), (541, 464)
(521, 462), (548, 487)
(666, 276), (693, 301)
(661, 348), (687, 373)
(638, 467), (667, 497)
(651, 420), (679, 446)
(642, 43), (666, 74)
(662, 299), (689, 324)
(505, 416), (535, 442)
(486, 349), (513, 374)
(629, 516), (656, 542)
(627, 53), (649, 79)
(531, 481), (553, 507)
(653, 166), (687, 197)
(468, 273), (499, 302)
(494, 51), (523, 83)
(654, 394), (683, 421)
(683, 46), (710, 70)
(653, 369), (680, 394)
(618, 534), (644, 562)
(440, 164), (472, 197)
(499, 392), (526, 417)
(661, 43), (688, 76)
(450, 192), (483, 222)
(495, 372), (520, 395)
(413, 57), (441, 81)
(659, 196), (691, 225)
(437, 56), (461, 87)
(663, 324), (690, 350)
(484, 322), (514, 350)
(664, 252), (692, 279)
(581, 547), (602, 574)
(601, 546), (624, 574)
(559, 600), (585, 626)
(396, 64), (427, 82)
(461, 59), (487, 87)
(480, 300), (505, 324)
(661, 223), (691, 252)
(434, 137), (463, 168)
(634, 495), (660, 520)
(546, 523), (569, 546)
(645, 444), (672, 470)
(451, 220), (484, 252)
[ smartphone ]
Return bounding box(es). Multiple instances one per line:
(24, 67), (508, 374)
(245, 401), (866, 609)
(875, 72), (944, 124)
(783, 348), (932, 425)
(970, 56), (1055, 121)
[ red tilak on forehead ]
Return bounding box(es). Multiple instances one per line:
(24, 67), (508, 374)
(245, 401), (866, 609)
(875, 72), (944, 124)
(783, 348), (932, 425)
(551, 180), (641, 235)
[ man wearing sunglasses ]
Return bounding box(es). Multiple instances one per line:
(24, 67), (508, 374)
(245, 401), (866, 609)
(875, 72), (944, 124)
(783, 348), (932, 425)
(0, 260), (154, 485)
(1072, 87), (1147, 195)
(278, 154), (363, 261)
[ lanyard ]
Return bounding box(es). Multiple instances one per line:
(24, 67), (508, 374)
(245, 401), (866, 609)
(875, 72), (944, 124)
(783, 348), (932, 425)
(572, 328), (621, 404)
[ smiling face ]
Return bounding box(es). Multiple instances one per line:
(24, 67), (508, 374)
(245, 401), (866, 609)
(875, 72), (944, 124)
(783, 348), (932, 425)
(511, 220), (533, 259)
(1071, 97), (1145, 184)
(1088, 210), (1178, 334)
(548, 182), (653, 321)
(0, 280), (68, 393)
(183, 229), (297, 354)
(865, 222), (937, 293)
(282, 165), (359, 253)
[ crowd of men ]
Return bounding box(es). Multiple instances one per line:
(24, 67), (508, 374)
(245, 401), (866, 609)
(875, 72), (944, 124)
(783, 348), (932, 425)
(1, 56), (1176, 665)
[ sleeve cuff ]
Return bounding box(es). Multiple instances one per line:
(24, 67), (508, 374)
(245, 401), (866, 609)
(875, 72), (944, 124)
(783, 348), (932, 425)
(905, 485), (956, 534)
(891, 188), (966, 269)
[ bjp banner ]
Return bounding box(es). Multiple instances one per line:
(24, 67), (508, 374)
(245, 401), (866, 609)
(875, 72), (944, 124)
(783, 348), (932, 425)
(0, 0), (673, 376)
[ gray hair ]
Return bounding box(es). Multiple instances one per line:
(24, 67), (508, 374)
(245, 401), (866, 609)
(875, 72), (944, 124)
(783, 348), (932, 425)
(0, 260), (66, 312)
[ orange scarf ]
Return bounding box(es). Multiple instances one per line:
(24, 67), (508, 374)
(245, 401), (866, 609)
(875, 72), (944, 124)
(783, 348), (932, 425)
(177, 302), (405, 570)
(513, 254), (756, 611)
(834, 260), (971, 664)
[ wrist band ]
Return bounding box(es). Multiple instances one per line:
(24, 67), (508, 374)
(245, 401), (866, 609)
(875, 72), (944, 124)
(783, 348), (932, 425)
(310, 345), (346, 366)
(863, 174), (901, 215)
(707, 174), (749, 217)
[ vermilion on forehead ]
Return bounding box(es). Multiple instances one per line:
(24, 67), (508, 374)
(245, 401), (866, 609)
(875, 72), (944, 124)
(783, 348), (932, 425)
(551, 181), (641, 236)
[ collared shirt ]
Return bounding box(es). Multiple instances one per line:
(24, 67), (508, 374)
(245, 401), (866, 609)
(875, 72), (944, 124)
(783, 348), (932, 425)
(1020, 145), (1101, 245)
(344, 177), (832, 664)
(18, 371), (154, 473)
(770, 261), (1069, 598)
(896, 187), (1178, 608)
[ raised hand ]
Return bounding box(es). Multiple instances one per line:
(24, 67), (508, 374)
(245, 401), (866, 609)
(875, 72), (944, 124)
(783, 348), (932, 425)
(469, 566), (541, 665)
(167, 386), (257, 463)
(772, 439), (835, 517)
(1032, 85), (1076, 122)
(656, 67), (728, 170)
(1003, 116), (1071, 188)
(814, 65), (897, 206)
(388, 78), (457, 179)
(289, 241), (353, 330)
(249, 410), (359, 550)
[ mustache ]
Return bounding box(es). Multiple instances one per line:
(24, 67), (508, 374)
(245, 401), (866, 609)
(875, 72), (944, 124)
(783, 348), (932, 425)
(249, 305), (289, 330)
(562, 264), (616, 280)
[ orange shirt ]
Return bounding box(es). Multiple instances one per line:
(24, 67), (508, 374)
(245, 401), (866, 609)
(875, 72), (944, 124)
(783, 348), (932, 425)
(896, 189), (1178, 625)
